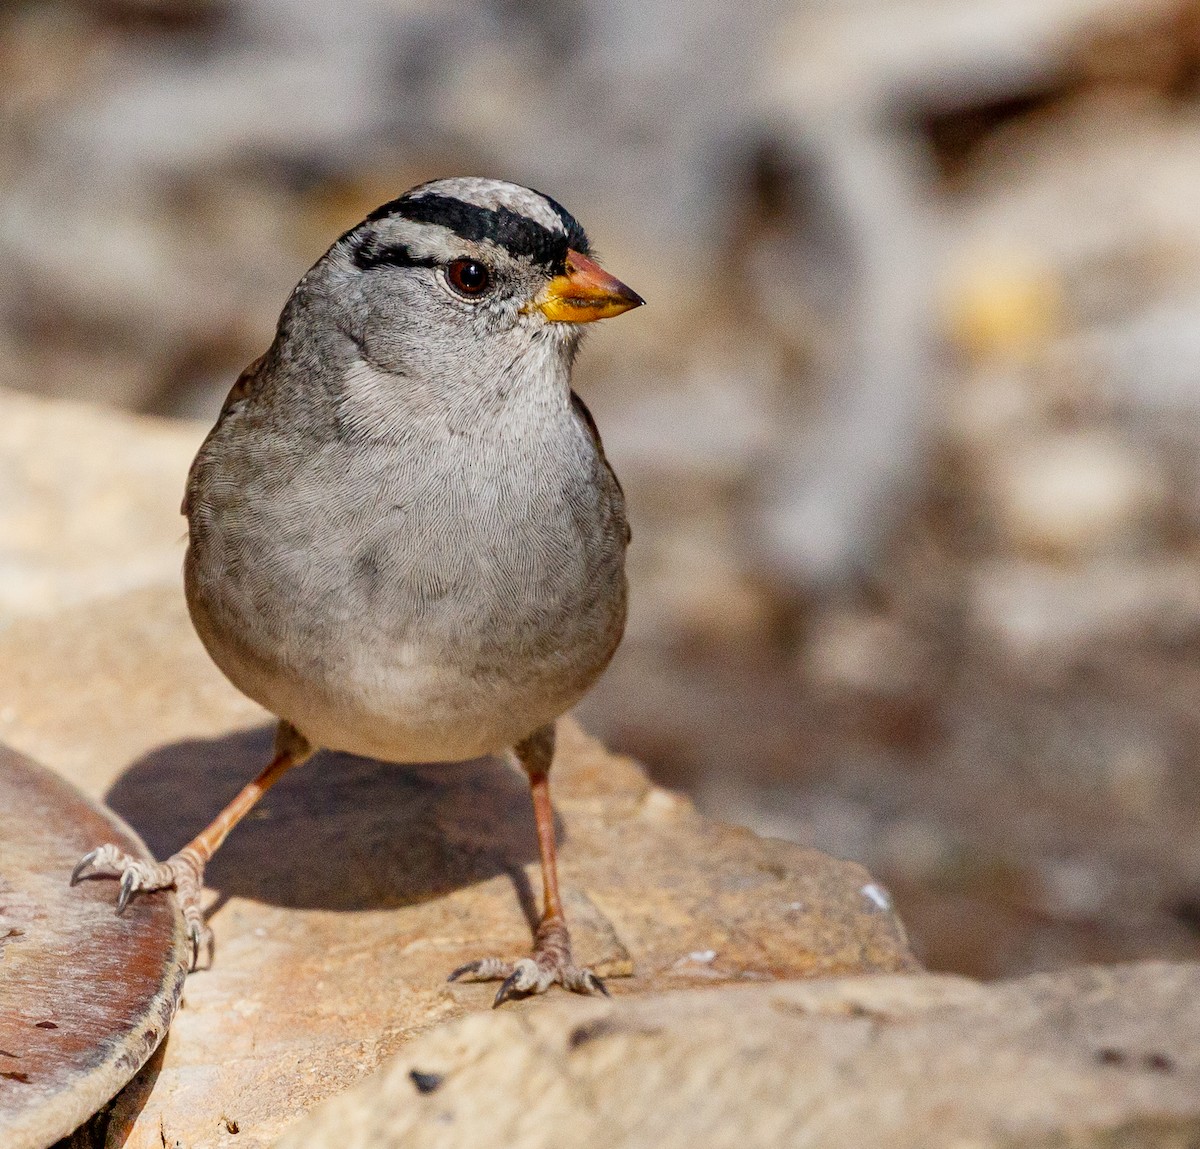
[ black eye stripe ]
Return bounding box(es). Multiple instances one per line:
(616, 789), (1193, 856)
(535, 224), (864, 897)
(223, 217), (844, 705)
(351, 240), (440, 272)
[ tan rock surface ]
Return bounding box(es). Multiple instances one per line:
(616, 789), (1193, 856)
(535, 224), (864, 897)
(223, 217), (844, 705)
(278, 962), (1200, 1149)
(0, 389), (915, 1148)
(0, 391), (204, 618)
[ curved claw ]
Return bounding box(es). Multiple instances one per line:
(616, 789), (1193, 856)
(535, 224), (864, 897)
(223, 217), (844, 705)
(448, 937), (608, 1006)
(116, 868), (138, 915)
(447, 962), (476, 984)
(186, 921), (206, 970)
(493, 970), (525, 1008)
(585, 971), (611, 998)
(70, 844), (211, 976)
(70, 849), (100, 887)
(448, 957), (511, 984)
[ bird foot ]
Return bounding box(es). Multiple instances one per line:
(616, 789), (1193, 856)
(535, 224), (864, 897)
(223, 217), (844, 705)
(71, 843), (211, 969)
(448, 916), (609, 1007)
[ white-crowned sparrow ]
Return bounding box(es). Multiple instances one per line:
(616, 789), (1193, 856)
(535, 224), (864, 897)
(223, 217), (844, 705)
(72, 177), (642, 1004)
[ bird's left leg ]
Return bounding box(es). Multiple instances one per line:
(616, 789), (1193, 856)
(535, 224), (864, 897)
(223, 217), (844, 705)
(448, 722), (608, 1006)
(71, 720), (312, 967)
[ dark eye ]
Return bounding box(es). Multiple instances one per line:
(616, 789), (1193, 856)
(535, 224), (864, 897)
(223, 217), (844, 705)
(446, 259), (491, 297)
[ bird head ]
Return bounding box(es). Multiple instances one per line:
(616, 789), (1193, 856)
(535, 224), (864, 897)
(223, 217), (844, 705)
(311, 178), (643, 395)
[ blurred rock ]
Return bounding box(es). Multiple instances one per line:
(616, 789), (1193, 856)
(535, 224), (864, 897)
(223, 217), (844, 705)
(0, 390), (202, 617)
(943, 250), (1064, 361)
(1038, 855), (1117, 919)
(969, 556), (1200, 666)
(1104, 741), (1172, 817)
(603, 373), (780, 650)
(627, 530), (776, 652)
(988, 432), (1165, 560)
(771, 0), (1178, 118)
(947, 363), (1049, 446)
(877, 817), (956, 887)
(804, 609), (929, 698)
(949, 98), (1200, 340)
(279, 962), (1200, 1149)
(1049, 294), (1200, 416)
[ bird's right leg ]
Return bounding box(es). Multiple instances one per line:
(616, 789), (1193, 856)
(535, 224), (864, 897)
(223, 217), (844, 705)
(71, 719), (312, 967)
(448, 722), (608, 1004)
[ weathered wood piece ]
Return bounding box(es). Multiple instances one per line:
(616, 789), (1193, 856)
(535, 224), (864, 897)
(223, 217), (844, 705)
(0, 747), (188, 1149)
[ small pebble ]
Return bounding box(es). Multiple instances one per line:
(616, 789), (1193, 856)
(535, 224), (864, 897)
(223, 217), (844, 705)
(409, 1068), (444, 1095)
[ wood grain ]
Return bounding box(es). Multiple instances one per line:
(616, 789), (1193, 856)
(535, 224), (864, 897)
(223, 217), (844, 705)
(0, 746), (188, 1149)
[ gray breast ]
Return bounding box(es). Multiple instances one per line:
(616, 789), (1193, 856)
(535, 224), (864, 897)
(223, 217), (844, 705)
(186, 401), (627, 696)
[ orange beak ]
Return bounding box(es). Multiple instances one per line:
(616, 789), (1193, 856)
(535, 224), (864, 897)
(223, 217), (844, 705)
(534, 249), (644, 323)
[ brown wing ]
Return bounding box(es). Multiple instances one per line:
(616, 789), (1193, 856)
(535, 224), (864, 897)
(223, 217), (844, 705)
(570, 389), (631, 545)
(218, 353), (268, 412)
(180, 354), (266, 518)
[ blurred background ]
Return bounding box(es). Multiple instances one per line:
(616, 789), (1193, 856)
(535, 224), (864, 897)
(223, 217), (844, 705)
(4, 0), (1200, 978)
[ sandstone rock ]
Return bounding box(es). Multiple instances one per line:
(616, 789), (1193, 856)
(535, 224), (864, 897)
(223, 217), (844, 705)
(0, 390), (203, 617)
(0, 388), (915, 1148)
(278, 962), (1200, 1149)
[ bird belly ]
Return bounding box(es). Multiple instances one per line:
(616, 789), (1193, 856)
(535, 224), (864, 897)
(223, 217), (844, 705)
(183, 498), (626, 762)
(188, 583), (621, 761)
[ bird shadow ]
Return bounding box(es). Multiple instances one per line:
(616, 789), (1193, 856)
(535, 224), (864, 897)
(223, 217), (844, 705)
(103, 725), (547, 921)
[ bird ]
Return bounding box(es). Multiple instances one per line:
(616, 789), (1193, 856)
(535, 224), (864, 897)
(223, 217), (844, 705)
(71, 176), (643, 1005)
